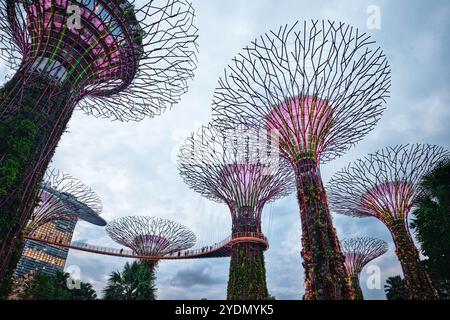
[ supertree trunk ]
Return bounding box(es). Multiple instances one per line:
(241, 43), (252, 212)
(227, 207), (269, 300)
(389, 220), (438, 300)
(227, 242), (269, 300)
(0, 72), (74, 293)
(349, 274), (364, 300)
(295, 161), (353, 300)
(142, 260), (158, 272)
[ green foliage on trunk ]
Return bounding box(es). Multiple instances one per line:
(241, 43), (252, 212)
(0, 74), (73, 297)
(227, 244), (270, 300)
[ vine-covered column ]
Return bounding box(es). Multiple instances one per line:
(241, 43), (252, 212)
(227, 206), (269, 300)
(0, 72), (74, 295)
(349, 274), (363, 300)
(295, 159), (353, 300)
(389, 219), (438, 299)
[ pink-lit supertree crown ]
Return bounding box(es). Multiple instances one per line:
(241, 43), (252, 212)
(178, 124), (293, 300)
(327, 144), (450, 228)
(341, 237), (388, 277)
(106, 216), (196, 257)
(359, 181), (415, 222)
(265, 95), (334, 164)
(0, 0), (198, 120)
(341, 237), (388, 299)
(328, 144), (449, 300)
(212, 20), (391, 166)
(178, 124), (295, 225)
(26, 168), (105, 235)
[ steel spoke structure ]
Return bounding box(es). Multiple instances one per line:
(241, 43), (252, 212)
(0, 0), (198, 291)
(341, 237), (388, 300)
(328, 144), (449, 299)
(25, 168), (104, 236)
(178, 123), (294, 300)
(106, 215), (196, 270)
(211, 20), (391, 299)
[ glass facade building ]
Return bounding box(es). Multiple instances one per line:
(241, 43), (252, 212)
(14, 219), (77, 278)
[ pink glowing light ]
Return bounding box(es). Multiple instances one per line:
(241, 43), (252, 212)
(265, 95), (334, 160)
(220, 164), (265, 190)
(27, 0), (123, 80)
(135, 235), (171, 252)
(360, 181), (415, 219)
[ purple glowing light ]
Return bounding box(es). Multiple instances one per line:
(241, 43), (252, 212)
(360, 181), (415, 218)
(265, 95), (334, 161)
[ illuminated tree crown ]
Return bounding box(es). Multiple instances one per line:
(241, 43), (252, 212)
(327, 144), (450, 226)
(0, 0), (199, 120)
(341, 237), (388, 276)
(212, 20), (391, 165)
(178, 124), (295, 215)
(26, 168), (104, 235)
(106, 216), (196, 256)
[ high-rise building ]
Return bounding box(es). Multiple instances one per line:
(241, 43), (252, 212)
(14, 219), (77, 278)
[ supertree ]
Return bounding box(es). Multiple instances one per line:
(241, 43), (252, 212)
(341, 237), (388, 300)
(106, 216), (196, 271)
(25, 168), (105, 237)
(327, 144), (450, 299)
(211, 20), (391, 299)
(178, 124), (295, 300)
(0, 0), (198, 288)
(0, 168), (104, 295)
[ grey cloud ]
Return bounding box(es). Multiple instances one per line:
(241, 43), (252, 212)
(170, 263), (223, 288)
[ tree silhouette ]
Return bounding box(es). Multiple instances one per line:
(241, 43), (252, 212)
(385, 276), (408, 300)
(103, 261), (156, 300)
(411, 159), (450, 298)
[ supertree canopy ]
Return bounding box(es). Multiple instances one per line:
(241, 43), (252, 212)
(0, 0), (198, 119)
(341, 237), (388, 300)
(106, 216), (196, 269)
(25, 168), (105, 236)
(211, 20), (391, 300)
(178, 123), (294, 300)
(0, 0), (197, 291)
(328, 144), (450, 300)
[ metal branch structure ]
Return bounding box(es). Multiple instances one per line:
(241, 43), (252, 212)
(328, 144), (450, 300)
(211, 20), (391, 300)
(341, 237), (388, 300)
(25, 168), (105, 236)
(106, 215), (196, 270)
(0, 0), (198, 289)
(178, 123), (295, 300)
(0, 0), (198, 120)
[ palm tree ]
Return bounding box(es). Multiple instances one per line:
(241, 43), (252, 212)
(103, 261), (157, 300)
(411, 159), (450, 298)
(385, 275), (408, 300)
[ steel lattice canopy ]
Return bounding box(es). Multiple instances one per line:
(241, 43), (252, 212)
(41, 185), (106, 226)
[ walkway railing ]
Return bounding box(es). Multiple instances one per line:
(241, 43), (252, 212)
(24, 231), (269, 260)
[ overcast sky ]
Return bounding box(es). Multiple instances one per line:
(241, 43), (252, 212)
(2, 0), (449, 300)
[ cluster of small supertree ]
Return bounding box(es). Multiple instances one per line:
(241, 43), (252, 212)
(328, 144), (449, 299)
(0, 0), (198, 291)
(209, 20), (391, 300)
